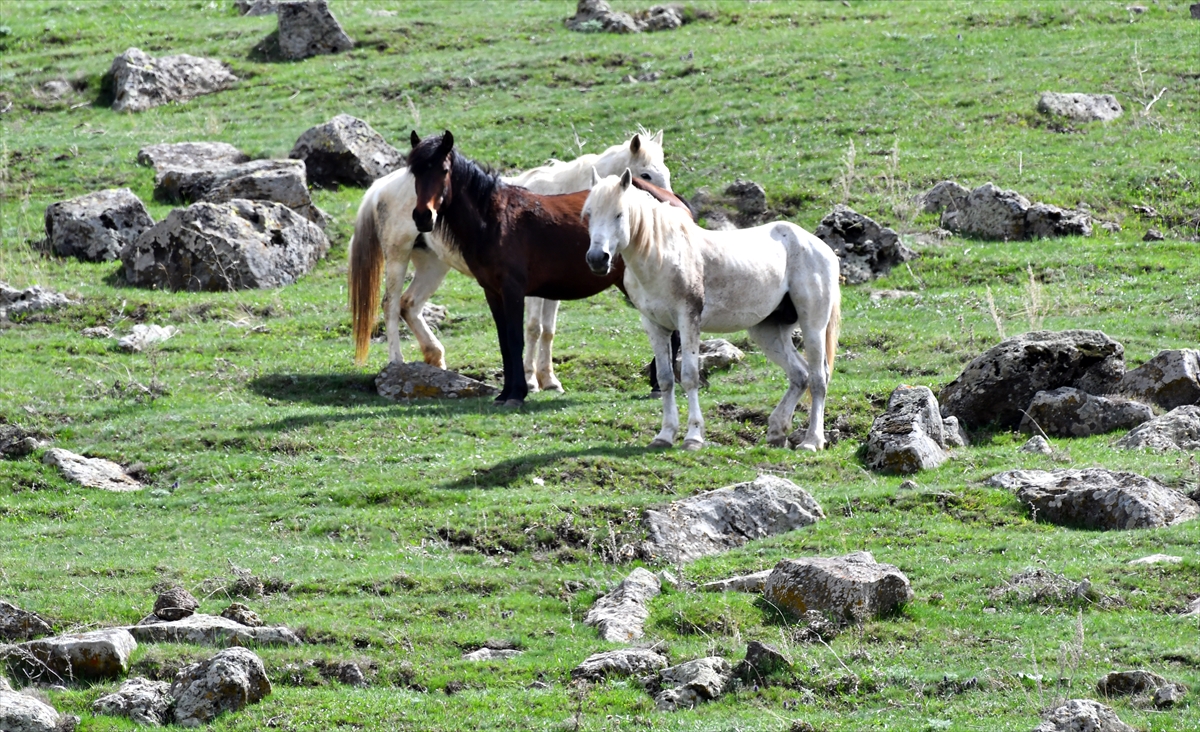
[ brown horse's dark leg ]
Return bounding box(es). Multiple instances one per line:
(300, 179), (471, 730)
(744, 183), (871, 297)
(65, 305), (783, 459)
(648, 330), (682, 396)
(484, 287), (529, 406)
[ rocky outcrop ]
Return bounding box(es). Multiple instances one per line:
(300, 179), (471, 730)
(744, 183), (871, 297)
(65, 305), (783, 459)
(701, 569), (773, 593)
(0, 601), (52, 641)
(1115, 405), (1200, 451)
(169, 647), (271, 727)
(583, 568), (660, 642)
(986, 468), (1199, 530)
(1037, 92), (1123, 122)
(642, 474), (824, 563)
(108, 47), (237, 113)
(919, 180), (970, 214)
(155, 159), (327, 227)
(19, 628), (137, 681)
(1118, 349), (1200, 410)
(42, 449), (143, 492)
(375, 362), (498, 401)
(91, 677), (172, 726)
(129, 613), (300, 646)
(654, 657), (731, 711)
(1033, 699), (1134, 732)
(220, 603), (262, 627)
(288, 114), (402, 188)
(571, 648), (669, 681)
(44, 189), (154, 262)
(277, 0), (354, 60)
(813, 205), (916, 285)
(0, 689), (66, 732)
(1096, 669), (1186, 699)
(1019, 387), (1152, 437)
(153, 587), (199, 621)
(940, 182), (1091, 240)
(137, 142), (248, 173)
(763, 551), (913, 623)
(0, 283), (73, 321)
(121, 200), (329, 292)
(939, 330), (1125, 429)
(865, 385), (965, 474)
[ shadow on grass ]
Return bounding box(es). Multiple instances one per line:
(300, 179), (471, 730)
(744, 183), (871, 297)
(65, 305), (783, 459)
(439, 443), (665, 491)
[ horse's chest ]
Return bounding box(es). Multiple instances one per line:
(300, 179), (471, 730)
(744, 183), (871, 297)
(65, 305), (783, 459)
(626, 275), (683, 329)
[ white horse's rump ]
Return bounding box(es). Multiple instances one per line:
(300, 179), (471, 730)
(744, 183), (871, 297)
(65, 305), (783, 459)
(583, 169), (841, 451)
(349, 130), (670, 394)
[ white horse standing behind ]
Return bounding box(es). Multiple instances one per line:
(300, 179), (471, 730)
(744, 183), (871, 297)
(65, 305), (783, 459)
(349, 130), (671, 393)
(582, 169), (841, 452)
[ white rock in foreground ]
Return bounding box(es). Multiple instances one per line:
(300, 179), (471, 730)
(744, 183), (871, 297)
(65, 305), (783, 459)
(0, 689), (64, 732)
(170, 647), (271, 727)
(1033, 698), (1134, 732)
(655, 657), (731, 711)
(583, 568), (660, 642)
(42, 449), (143, 492)
(129, 613), (300, 646)
(19, 628), (137, 681)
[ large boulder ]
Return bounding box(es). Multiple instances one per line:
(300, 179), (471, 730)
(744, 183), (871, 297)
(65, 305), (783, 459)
(0, 690), (65, 732)
(1026, 202), (1093, 238)
(277, 0), (353, 60)
(1118, 349), (1200, 410)
(289, 115), (403, 188)
(763, 551), (914, 623)
(1096, 669), (1185, 699)
(1114, 405), (1200, 451)
(169, 647), (271, 727)
(583, 568), (660, 642)
(121, 199), (329, 292)
(0, 601), (52, 641)
(108, 47), (237, 113)
(813, 205), (916, 285)
(42, 448), (143, 492)
(1019, 387), (1152, 438)
(92, 676), (173, 726)
(942, 182), (1030, 241)
(155, 159), (327, 227)
(1033, 699), (1134, 732)
(939, 330), (1126, 429)
(44, 189), (154, 262)
(375, 362), (497, 401)
(865, 385), (964, 474)
(566, 0), (640, 33)
(918, 180), (970, 214)
(641, 474), (824, 563)
(1037, 92), (1123, 122)
(654, 657), (732, 711)
(0, 283), (73, 321)
(986, 468), (1199, 530)
(19, 628), (137, 681)
(571, 648), (669, 681)
(137, 142), (249, 173)
(129, 613), (300, 646)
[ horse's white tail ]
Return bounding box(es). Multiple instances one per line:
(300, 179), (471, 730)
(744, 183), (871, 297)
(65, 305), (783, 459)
(825, 284), (841, 379)
(349, 197), (383, 366)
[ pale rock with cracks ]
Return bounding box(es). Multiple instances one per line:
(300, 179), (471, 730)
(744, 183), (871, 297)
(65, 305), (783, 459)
(42, 449), (143, 492)
(583, 568), (660, 642)
(118, 324), (177, 352)
(19, 628), (137, 681)
(866, 385), (964, 474)
(571, 648), (669, 681)
(288, 114), (402, 188)
(701, 569), (773, 593)
(1115, 405), (1200, 451)
(169, 647), (271, 727)
(986, 468), (1199, 530)
(1019, 387), (1152, 438)
(764, 551), (914, 623)
(654, 657), (732, 711)
(91, 677), (172, 727)
(129, 613), (300, 646)
(1118, 349), (1200, 411)
(1033, 698), (1134, 732)
(108, 48), (236, 113)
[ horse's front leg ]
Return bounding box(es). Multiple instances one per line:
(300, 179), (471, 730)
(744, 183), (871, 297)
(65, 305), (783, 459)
(642, 317), (679, 448)
(487, 285), (529, 407)
(400, 246), (451, 369)
(677, 319), (705, 451)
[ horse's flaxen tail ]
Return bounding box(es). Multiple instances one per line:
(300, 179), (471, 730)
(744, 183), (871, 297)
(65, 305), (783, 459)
(349, 197), (383, 366)
(825, 284), (841, 379)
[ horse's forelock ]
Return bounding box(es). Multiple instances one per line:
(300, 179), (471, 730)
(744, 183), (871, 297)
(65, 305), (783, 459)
(407, 133), (452, 172)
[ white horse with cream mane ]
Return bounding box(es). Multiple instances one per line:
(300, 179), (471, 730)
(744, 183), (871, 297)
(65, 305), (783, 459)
(582, 169), (841, 452)
(349, 129), (671, 393)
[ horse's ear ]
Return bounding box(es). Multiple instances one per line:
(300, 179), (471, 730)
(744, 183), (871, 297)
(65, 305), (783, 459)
(410, 131), (420, 149)
(437, 130), (454, 156)
(629, 134), (641, 154)
(620, 168), (632, 190)
(590, 167), (600, 187)
(654, 129), (664, 145)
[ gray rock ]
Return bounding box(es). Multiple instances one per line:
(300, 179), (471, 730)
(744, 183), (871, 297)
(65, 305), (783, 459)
(91, 676), (172, 726)
(642, 474), (824, 563)
(236, 0), (279, 14)
(330, 662), (366, 686)
(108, 47), (237, 113)
(42, 449), (143, 492)
(701, 569), (773, 593)
(1019, 387), (1152, 437)
(44, 189), (154, 262)
(154, 586), (199, 621)
(156, 159), (327, 227)
(1144, 228), (1165, 241)
(939, 330), (1126, 429)
(724, 179), (766, 217)
(288, 114), (403, 188)
(865, 385), (951, 474)
(277, 1), (354, 60)
(19, 628), (137, 681)
(219, 602), (262, 627)
(170, 647), (271, 727)
(640, 4), (684, 31)
(375, 362), (497, 401)
(0, 426), (45, 460)
(986, 468), (1199, 530)
(117, 324), (178, 353)
(942, 415), (969, 447)
(1118, 349), (1200, 410)
(121, 199), (330, 292)
(1154, 683), (1185, 707)
(570, 648), (669, 681)
(1128, 553), (1182, 565)
(566, 0), (640, 33)
(462, 648), (522, 661)
(1193, 3), (1200, 19)
(38, 79), (72, 100)
(763, 551), (914, 623)
(1033, 699), (1134, 732)
(136, 142), (249, 173)
(919, 180), (970, 214)
(1019, 435), (1054, 455)
(0, 601), (52, 641)
(697, 339), (744, 374)
(0, 689), (62, 732)
(942, 182), (1030, 241)
(0, 675), (9, 691)
(1115, 405), (1200, 451)
(129, 613), (300, 646)
(734, 640), (790, 681)
(583, 568), (660, 642)
(1038, 92), (1123, 122)
(0, 283), (73, 321)
(655, 657), (731, 711)
(1026, 202), (1093, 238)
(813, 205), (916, 284)
(1096, 669), (1183, 698)
(81, 326), (114, 339)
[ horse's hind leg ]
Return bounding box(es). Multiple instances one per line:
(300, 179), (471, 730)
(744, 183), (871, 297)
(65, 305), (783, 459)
(642, 318), (679, 448)
(534, 299), (563, 393)
(747, 321), (813, 449)
(523, 297), (543, 393)
(382, 255), (408, 364)
(400, 246), (451, 369)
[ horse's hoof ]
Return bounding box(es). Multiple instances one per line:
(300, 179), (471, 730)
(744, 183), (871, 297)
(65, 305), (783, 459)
(766, 436), (787, 449)
(681, 439), (704, 451)
(795, 441), (821, 453)
(525, 382), (540, 394)
(648, 438), (673, 449)
(648, 390), (662, 399)
(540, 380), (564, 393)
(502, 399), (524, 409)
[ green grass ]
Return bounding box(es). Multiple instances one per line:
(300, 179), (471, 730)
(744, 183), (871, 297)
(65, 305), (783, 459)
(2, 1), (1199, 730)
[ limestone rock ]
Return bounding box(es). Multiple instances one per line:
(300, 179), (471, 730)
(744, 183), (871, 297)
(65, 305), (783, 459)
(655, 657), (731, 711)
(697, 339), (744, 374)
(117, 324), (178, 353)
(462, 648), (522, 661)
(91, 676), (172, 726)
(236, 0), (279, 14)
(154, 586), (199, 621)
(1020, 435), (1054, 455)
(701, 569), (773, 593)
(1128, 553), (1182, 565)
(583, 568), (660, 642)
(375, 362), (497, 401)
(155, 159), (327, 227)
(121, 199), (330, 292)
(866, 385), (954, 474)
(0, 283), (73, 321)
(1193, 3), (1200, 19)
(220, 603), (263, 628)
(1115, 405), (1200, 451)
(136, 142), (248, 173)
(734, 640), (790, 681)
(1096, 669), (1183, 698)
(939, 330), (1125, 429)
(19, 628), (137, 681)
(1154, 683), (1185, 707)
(1019, 387), (1152, 437)
(763, 551), (914, 623)
(642, 474), (824, 563)
(1118, 349), (1200, 410)
(0, 689), (63, 732)
(81, 326), (114, 339)
(639, 4), (684, 31)
(1033, 699), (1134, 732)
(0, 601), (52, 641)
(942, 415), (969, 447)
(170, 647), (271, 727)
(1026, 202), (1093, 238)
(44, 189), (154, 262)
(108, 47), (236, 113)
(570, 648), (669, 681)
(0, 425), (45, 460)
(986, 468), (1199, 530)
(289, 114), (402, 188)
(42, 449), (143, 492)
(1038, 92), (1123, 122)
(942, 182), (1030, 241)
(566, 0), (640, 33)
(919, 180), (970, 214)
(130, 613), (300, 646)
(277, 1), (353, 60)
(814, 205), (916, 285)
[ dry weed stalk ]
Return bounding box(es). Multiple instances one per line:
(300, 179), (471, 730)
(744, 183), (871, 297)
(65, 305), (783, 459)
(836, 138), (856, 204)
(985, 286), (1005, 340)
(1023, 264), (1045, 331)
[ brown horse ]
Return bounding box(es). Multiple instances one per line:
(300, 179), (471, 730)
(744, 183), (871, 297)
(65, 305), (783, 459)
(408, 130), (688, 406)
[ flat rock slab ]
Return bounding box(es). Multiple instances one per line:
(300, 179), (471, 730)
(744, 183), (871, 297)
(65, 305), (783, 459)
(642, 474), (824, 563)
(698, 338), (744, 373)
(20, 628), (136, 681)
(129, 613), (300, 646)
(289, 114), (402, 188)
(0, 283), (73, 321)
(109, 47), (237, 113)
(986, 468), (1199, 530)
(1034, 699), (1134, 732)
(939, 330), (1125, 429)
(155, 159), (326, 227)
(583, 568), (660, 642)
(0, 690), (63, 732)
(701, 569), (773, 593)
(571, 648), (669, 681)
(813, 204), (916, 285)
(763, 551), (914, 623)
(277, 0), (353, 60)
(1019, 387), (1152, 438)
(42, 448), (142, 492)
(44, 188), (154, 262)
(1115, 405), (1200, 451)
(92, 676), (172, 726)
(1119, 349), (1200, 411)
(117, 324), (178, 353)
(375, 361), (497, 401)
(0, 600), (53, 641)
(137, 142), (249, 173)
(655, 657), (731, 711)
(1038, 92), (1123, 122)
(462, 648), (522, 661)
(170, 647), (271, 727)
(121, 199), (330, 292)
(866, 385), (957, 474)
(1128, 553), (1182, 565)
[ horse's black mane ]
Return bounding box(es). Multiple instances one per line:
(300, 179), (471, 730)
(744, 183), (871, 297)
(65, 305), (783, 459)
(408, 133), (504, 249)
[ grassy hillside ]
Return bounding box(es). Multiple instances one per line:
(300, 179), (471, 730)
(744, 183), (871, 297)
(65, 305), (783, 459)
(1, 1), (1198, 730)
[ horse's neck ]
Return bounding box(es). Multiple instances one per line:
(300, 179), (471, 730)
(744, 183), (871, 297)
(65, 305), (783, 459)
(505, 152), (600, 194)
(440, 174), (497, 254)
(623, 204), (691, 281)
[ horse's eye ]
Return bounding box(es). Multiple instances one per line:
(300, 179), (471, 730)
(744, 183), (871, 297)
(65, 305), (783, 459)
(640, 173), (652, 181)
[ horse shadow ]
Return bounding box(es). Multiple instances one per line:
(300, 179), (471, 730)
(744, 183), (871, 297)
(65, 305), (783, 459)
(438, 443), (661, 491)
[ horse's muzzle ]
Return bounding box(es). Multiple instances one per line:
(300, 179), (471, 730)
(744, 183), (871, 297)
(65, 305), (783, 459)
(586, 250), (611, 276)
(413, 208), (434, 233)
